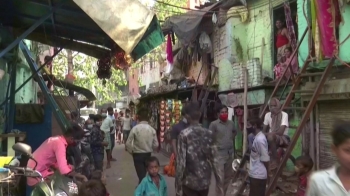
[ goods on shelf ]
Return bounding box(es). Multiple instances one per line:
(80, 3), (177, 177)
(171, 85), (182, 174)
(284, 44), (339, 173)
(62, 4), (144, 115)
(159, 99), (183, 144)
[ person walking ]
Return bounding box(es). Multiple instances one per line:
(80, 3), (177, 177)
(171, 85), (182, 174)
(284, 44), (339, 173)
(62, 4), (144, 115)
(122, 110), (132, 149)
(171, 107), (188, 157)
(90, 115), (108, 170)
(100, 110), (113, 169)
(209, 104), (236, 196)
(125, 108), (159, 184)
(176, 102), (223, 196)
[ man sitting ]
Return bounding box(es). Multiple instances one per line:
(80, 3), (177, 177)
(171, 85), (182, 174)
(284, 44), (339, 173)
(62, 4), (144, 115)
(262, 98), (290, 169)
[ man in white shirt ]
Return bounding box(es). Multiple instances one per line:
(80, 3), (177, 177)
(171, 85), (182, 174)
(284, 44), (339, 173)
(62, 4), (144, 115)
(262, 98), (290, 169)
(100, 110), (113, 169)
(107, 107), (117, 161)
(125, 108), (158, 184)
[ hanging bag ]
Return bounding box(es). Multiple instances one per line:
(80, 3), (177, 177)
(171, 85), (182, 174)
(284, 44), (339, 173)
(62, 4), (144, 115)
(163, 153), (176, 177)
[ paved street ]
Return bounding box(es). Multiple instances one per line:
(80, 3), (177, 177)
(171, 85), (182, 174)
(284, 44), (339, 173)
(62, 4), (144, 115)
(105, 144), (216, 196)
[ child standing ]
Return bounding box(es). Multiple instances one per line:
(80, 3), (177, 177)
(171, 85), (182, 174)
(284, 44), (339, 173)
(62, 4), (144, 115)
(306, 120), (350, 196)
(134, 156), (168, 196)
(294, 156), (313, 196)
(248, 118), (270, 196)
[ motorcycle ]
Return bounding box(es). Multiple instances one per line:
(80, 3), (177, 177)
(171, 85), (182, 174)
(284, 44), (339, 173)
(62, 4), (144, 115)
(4, 142), (79, 196)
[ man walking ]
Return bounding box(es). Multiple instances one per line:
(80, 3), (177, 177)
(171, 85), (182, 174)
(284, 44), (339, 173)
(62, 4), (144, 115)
(125, 108), (159, 184)
(121, 110), (132, 147)
(209, 104), (236, 196)
(176, 102), (223, 196)
(248, 118), (270, 196)
(171, 107), (188, 157)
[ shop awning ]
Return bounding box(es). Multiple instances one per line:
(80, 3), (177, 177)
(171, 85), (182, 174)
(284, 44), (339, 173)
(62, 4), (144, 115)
(0, 0), (164, 60)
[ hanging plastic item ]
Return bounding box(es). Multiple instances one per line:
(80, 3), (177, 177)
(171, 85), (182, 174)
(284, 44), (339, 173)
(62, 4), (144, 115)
(212, 12), (218, 24)
(199, 32), (212, 53)
(165, 34), (173, 74)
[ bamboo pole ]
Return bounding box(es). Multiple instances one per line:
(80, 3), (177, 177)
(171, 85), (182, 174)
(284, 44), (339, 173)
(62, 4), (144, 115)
(242, 68), (248, 154)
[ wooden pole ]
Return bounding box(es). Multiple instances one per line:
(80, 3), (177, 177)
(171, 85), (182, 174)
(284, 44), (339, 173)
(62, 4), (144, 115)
(242, 68), (248, 154)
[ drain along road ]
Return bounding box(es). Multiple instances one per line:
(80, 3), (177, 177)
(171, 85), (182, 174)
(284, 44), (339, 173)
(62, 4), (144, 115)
(105, 145), (216, 196)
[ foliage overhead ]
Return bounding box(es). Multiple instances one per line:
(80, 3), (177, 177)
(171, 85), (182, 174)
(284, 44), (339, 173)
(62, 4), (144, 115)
(52, 50), (127, 105)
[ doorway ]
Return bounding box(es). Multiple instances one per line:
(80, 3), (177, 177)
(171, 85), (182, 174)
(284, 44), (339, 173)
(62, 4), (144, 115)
(272, 1), (298, 71)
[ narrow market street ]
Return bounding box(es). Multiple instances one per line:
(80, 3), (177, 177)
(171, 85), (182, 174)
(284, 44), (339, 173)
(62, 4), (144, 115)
(106, 144), (216, 196)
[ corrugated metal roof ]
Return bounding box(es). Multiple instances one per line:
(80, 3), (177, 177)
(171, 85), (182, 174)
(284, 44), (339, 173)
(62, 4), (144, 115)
(0, 0), (113, 58)
(0, 0), (164, 60)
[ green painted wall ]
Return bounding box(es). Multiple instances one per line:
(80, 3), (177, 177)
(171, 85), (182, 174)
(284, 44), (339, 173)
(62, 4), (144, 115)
(216, 0), (304, 163)
(338, 6), (350, 62)
(229, 0), (275, 79)
(0, 40), (38, 134)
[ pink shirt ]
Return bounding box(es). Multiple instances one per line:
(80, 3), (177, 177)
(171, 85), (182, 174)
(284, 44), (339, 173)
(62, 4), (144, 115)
(27, 136), (72, 186)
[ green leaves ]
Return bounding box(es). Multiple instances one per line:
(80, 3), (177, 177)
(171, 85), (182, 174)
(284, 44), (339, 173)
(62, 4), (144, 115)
(52, 50), (126, 105)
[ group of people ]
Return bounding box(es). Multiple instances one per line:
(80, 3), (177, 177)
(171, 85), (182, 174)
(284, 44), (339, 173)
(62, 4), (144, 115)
(24, 106), (137, 195)
(167, 98), (350, 196)
(22, 97), (350, 196)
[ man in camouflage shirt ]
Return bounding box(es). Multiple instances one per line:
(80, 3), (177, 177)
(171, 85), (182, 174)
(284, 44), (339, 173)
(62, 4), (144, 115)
(175, 102), (223, 196)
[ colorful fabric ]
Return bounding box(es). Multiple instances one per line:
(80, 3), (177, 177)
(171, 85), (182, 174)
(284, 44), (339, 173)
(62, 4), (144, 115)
(273, 63), (283, 79)
(315, 0), (341, 58)
(166, 34), (173, 64)
(276, 34), (289, 48)
(284, 2), (297, 51)
(311, 0), (323, 62)
(277, 45), (288, 63)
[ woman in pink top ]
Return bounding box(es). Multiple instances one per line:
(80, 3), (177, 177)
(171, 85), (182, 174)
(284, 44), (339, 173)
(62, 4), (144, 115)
(27, 123), (88, 187)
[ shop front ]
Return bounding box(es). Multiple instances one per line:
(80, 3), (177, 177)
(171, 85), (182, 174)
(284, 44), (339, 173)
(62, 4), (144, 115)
(300, 70), (350, 170)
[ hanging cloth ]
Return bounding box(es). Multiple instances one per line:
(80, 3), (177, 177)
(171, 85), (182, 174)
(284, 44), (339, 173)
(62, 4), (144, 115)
(314, 0), (341, 58)
(165, 34), (173, 74)
(284, 2), (297, 51)
(311, 0), (323, 62)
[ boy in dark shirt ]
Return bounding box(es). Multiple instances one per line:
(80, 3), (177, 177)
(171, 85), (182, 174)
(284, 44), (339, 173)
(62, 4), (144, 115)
(170, 108), (188, 157)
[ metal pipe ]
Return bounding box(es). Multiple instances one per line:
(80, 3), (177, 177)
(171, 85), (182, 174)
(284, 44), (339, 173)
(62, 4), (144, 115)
(7, 63), (17, 132)
(0, 47), (63, 108)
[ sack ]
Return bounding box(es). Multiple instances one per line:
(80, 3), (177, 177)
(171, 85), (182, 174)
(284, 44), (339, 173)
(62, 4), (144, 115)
(163, 153), (176, 177)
